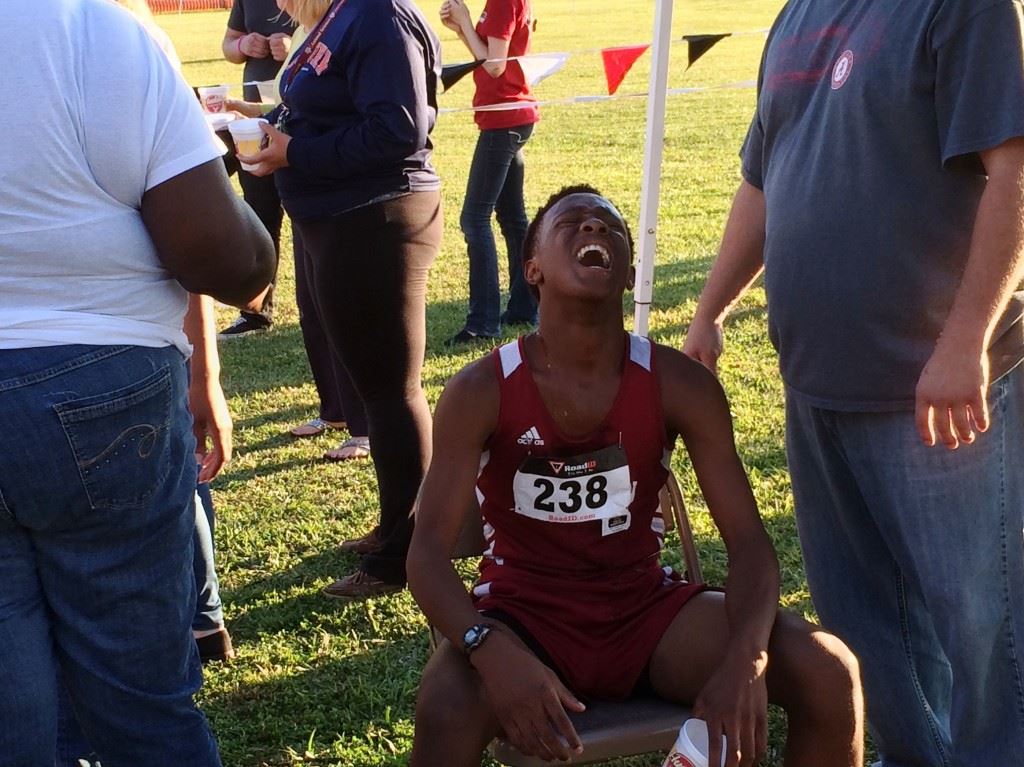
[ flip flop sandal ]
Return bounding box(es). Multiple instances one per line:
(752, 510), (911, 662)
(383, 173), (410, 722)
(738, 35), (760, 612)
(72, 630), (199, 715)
(324, 436), (371, 461)
(289, 417), (346, 438)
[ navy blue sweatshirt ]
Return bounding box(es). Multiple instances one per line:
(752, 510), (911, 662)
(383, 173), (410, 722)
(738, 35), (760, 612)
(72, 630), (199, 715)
(273, 0), (441, 220)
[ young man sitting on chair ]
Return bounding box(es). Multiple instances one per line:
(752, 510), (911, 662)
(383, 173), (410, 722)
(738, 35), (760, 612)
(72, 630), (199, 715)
(406, 186), (864, 767)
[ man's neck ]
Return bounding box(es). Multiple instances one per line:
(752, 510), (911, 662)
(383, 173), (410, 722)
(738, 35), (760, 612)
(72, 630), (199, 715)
(533, 299), (626, 375)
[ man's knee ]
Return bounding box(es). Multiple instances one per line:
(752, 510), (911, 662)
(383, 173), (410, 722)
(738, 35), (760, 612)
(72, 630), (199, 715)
(773, 617), (862, 721)
(415, 650), (493, 737)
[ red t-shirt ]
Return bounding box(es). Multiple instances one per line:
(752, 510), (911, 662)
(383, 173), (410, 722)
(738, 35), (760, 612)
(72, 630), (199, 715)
(473, 0), (540, 130)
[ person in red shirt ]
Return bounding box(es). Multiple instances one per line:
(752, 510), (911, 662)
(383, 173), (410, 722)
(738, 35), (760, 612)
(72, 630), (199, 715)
(406, 186), (865, 767)
(440, 0), (540, 345)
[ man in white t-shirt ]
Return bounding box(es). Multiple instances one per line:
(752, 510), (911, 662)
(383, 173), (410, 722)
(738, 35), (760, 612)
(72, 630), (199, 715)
(0, 1), (274, 764)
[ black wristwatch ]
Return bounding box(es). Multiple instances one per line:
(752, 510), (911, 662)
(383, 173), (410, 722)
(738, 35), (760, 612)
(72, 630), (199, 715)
(462, 623), (494, 657)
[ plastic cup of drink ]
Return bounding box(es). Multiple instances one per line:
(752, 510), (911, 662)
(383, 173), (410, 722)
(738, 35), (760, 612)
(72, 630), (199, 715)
(198, 85), (230, 113)
(255, 80), (280, 105)
(227, 118), (268, 171)
(662, 718), (727, 767)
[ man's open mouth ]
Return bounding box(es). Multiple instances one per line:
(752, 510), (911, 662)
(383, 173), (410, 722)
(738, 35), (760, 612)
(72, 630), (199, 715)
(575, 243), (611, 269)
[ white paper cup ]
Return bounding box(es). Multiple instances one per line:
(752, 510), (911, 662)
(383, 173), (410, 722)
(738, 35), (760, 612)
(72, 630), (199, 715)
(255, 80), (279, 105)
(198, 85), (230, 113)
(663, 719), (727, 767)
(227, 118), (268, 171)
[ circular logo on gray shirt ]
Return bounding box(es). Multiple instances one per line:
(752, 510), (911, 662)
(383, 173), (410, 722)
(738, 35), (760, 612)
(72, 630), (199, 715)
(831, 50), (854, 90)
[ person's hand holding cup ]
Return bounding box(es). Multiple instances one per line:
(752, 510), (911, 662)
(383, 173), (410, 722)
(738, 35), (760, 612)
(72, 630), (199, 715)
(231, 120), (290, 176)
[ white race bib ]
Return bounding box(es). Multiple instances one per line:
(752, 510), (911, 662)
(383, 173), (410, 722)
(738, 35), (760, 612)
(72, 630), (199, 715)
(513, 445), (634, 536)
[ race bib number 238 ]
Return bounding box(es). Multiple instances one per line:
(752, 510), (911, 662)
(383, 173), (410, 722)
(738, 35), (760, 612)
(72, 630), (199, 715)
(512, 445), (634, 536)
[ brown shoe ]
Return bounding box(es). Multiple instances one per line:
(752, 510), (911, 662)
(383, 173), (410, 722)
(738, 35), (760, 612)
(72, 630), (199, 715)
(322, 570), (404, 601)
(195, 628), (236, 664)
(339, 526), (382, 554)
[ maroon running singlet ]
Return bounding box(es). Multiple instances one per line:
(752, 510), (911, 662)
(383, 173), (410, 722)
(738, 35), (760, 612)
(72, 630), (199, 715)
(472, 333), (705, 698)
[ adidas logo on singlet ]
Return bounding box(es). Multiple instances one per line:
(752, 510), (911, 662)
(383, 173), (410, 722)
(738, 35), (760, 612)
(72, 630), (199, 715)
(517, 426), (545, 446)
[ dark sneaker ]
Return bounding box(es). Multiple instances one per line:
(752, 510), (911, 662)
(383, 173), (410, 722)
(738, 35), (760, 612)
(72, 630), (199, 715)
(217, 315), (269, 340)
(339, 526), (383, 554)
(444, 328), (498, 348)
(500, 312), (537, 329)
(195, 628), (236, 664)
(322, 570), (404, 601)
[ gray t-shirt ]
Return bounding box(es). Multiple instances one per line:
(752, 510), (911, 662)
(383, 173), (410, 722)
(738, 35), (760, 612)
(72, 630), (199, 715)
(742, 0), (1024, 410)
(227, 0), (293, 101)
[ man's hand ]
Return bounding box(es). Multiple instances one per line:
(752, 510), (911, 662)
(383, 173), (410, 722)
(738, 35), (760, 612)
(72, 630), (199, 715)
(269, 32), (292, 62)
(682, 315), (725, 374)
(237, 122), (291, 176)
(915, 342), (990, 449)
(188, 373), (233, 482)
(239, 32), (270, 58)
(472, 633), (585, 762)
(692, 648), (769, 767)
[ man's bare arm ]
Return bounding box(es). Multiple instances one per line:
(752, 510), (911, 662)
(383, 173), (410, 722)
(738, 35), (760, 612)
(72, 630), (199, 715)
(683, 179), (767, 373)
(141, 158), (275, 308)
(406, 361), (585, 760)
(657, 345), (779, 763)
(407, 360), (500, 644)
(915, 136), (1024, 448)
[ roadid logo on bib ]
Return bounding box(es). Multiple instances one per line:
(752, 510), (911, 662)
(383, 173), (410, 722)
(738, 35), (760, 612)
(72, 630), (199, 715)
(513, 445), (634, 536)
(831, 49), (854, 90)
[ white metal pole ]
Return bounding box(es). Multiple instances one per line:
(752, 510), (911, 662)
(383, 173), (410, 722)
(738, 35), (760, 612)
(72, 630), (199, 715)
(632, 0), (674, 337)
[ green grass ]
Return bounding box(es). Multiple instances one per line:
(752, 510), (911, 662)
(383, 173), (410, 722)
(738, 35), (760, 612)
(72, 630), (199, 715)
(152, 2), (867, 765)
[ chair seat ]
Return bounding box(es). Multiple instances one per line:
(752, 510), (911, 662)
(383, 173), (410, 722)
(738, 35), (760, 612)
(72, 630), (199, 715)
(488, 697), (690, 766)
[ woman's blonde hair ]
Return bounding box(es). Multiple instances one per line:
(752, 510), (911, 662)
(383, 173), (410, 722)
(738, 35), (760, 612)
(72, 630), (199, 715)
(287, 0), (333, 29)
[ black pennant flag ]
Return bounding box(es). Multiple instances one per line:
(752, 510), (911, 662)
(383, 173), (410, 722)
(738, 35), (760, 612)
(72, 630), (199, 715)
(441, 60), (485, 92)
(683, 33), (731, 69)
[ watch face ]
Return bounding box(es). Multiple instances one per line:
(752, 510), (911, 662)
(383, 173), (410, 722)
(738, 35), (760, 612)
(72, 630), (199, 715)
(463, 624), (490, 653)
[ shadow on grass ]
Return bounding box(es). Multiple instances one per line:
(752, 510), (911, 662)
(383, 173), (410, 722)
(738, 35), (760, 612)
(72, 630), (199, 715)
(214, 457), (325, 491)
(233, 404), (321, 433)
(223, 549), (360, 632)
(219, 325), (312, 399)
(202, 627), (427, 767)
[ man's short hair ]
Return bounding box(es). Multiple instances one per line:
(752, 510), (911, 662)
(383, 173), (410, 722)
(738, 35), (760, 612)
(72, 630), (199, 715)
(521, 185), (635, 301)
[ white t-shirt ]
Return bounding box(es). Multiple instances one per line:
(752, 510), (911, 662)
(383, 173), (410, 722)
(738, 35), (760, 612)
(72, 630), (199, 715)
(0, 0), (223, 353)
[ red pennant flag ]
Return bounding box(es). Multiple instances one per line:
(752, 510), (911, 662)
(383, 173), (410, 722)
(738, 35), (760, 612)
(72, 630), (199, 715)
(600, 44), (649, 95)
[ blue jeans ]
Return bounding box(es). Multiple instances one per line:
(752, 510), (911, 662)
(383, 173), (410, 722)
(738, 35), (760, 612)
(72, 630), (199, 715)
(460, 123), (538, 336)
(0, 344), (221, 766)
(786, 365), (1024, 767)
(193, 483), (224, 633)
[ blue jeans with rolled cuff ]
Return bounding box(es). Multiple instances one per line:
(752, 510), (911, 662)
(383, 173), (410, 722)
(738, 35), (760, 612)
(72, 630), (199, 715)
(786, 364), (1024, 767)
(460, 123), (538, 337)
(0, 344), (221, 767)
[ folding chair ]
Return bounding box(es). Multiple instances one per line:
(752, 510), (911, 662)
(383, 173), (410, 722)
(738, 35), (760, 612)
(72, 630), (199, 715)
(428, 470), (704, 766)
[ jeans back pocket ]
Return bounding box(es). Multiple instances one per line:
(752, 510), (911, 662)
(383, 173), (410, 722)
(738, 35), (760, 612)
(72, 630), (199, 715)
(55, 367), (173, 511)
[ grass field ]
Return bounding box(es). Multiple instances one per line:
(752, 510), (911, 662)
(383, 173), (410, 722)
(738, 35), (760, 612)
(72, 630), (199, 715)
(150, 2), (856, 765)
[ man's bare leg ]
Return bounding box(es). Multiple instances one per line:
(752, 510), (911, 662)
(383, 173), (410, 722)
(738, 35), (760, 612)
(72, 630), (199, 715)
(648, 591), (864, 766)
(410, 641), (501, 767)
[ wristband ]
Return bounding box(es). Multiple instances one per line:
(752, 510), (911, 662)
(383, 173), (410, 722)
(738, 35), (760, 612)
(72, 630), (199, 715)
(236, 36), (245, 57)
